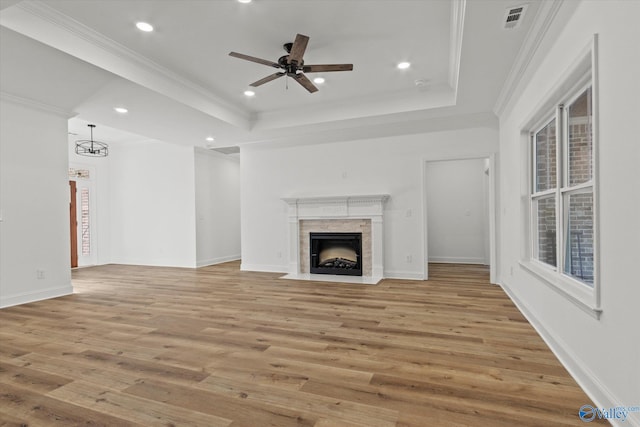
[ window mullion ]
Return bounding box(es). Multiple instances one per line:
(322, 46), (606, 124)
(556, 104), (564, 275)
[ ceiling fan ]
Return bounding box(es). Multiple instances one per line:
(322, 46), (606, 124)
(229, 33), (353, 93)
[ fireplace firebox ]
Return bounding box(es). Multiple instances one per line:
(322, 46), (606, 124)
(310, 232), (362, 276)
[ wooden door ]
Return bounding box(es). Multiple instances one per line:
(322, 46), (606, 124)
(69, 180), (78, 268)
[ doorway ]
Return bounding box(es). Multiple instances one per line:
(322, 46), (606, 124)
(422, 155), (496, 283)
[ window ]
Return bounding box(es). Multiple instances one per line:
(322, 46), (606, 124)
(80, 188), (91, 256)
(532, 118), (558, 267)
(69, 168), (90, 179)
(521, 36), (600, 317)
(526, 77), (598, 314)
(531, 86), (595, 286)
(563, 88), (594, 285)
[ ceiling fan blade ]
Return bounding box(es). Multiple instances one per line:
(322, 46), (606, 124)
(292, 73), (318, 93)
(229, 52), (280, 68)
(287, 34), (309, 65)
(302, 64), (354, 73)
(250, 72), (285, 87)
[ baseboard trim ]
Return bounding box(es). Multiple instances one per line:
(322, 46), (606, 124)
(0, 285), (73, 309)
(428, 256), (487, 264)
(240, 263), (287, 274)
(501, 280), (636, 427)
(196, 254), (241, 268)
(384, 270), (424, 280)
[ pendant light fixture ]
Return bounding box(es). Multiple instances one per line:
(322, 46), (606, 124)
(75, 124), (108, 157)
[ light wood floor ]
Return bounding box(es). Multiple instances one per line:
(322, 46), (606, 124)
(0, 262), (604, 426)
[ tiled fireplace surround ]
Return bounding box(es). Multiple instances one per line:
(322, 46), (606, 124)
(282, 195), (389, 284)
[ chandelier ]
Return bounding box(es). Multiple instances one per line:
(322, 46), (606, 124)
(75, 124), (108, 157)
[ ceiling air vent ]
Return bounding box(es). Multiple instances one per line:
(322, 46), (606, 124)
(503, 5), (527, 29)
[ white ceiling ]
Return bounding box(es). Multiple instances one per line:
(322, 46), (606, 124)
(0, 0), (539, 149)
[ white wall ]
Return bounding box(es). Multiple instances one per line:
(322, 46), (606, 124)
(67, 140), (241, 270)
(426, 158), (488, 264)
(194, 148), (241, 267)
(0, 100), (73, 307)
(108, 140), (197, 268)
(241, 126), (498, 279)
(498, 1), (640, 422)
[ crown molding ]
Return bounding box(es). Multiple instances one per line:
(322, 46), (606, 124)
(0, 91), (76, 118)
(493, 0), (565, 117)
(0, 0), (22, 11)
(448, 0), (466, 93)
(5, 1), (250, 128)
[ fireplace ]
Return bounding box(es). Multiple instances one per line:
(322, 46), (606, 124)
(281, 194), (389, 283)
(310, 232), (362, 276)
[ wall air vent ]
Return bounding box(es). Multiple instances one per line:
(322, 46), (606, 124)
(503, 5), (527, 29)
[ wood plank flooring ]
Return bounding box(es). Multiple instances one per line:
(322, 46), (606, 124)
(0, 262), (605, 426)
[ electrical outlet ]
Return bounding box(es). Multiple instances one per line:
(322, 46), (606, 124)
(36, 269), (45, 280)
(406, 255), (412, 263)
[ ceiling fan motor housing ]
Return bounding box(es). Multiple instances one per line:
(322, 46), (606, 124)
(278, 55), (303, 73)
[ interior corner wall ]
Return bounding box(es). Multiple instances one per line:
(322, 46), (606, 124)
(107, 140), (197, 268)
(240, 127), (498, 279)
(497, 1), (640, 421)
(0, 100), (73, 308)
(194, 149), (241, 267)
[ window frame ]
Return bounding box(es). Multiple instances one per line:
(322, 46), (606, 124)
(520, 36), (601, 318)
(530, 110), (559, 269)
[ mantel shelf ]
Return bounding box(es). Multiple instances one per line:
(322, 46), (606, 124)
(282, 194), (390, 205)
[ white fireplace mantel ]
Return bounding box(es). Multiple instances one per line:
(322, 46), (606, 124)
(282, 194), (389, 284)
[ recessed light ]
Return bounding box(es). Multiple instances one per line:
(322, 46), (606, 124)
(313, 77), (325, 84)
(206, 137), (215, 142)
(244, 90), (255, 97)
(114, 107), (128, 113)
(397, 62), (411, 70)
(136, 22), (154, 32)
(237, 0), (252, 3)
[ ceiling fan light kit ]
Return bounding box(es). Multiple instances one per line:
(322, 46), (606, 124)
(229, 33), (353, 94)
